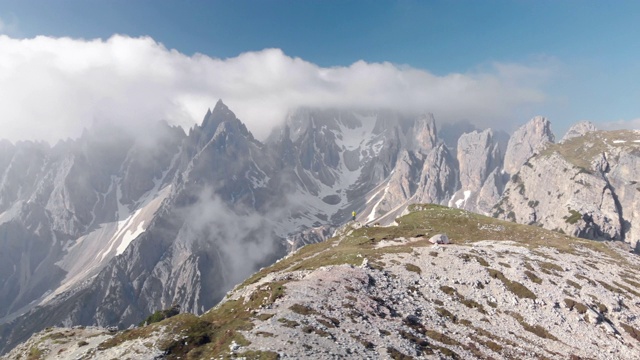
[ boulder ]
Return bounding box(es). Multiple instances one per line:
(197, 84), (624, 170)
(429, 234), (450, 244)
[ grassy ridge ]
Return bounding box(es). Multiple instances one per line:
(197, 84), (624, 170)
(97, 203), (629, 359)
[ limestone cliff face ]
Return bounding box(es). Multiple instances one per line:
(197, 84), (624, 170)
(3, 101), (640, 356)
(362, 118), (458, 222)
(448, 129), (503, 213)
(503, 116), (555, 175)
(411, 113), (438, 154)
(606, 148), (640, 250)
(495, 130), (640, 250)
(414, 144), (458, 204)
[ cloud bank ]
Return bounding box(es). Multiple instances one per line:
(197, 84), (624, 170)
(601, 118), (640, 131)
(0, 34), (550, 143)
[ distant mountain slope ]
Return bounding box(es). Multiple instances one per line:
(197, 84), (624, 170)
(2, 100), (639, 355)
(495, 129), (640, 250)
(7, 205), (640, 359)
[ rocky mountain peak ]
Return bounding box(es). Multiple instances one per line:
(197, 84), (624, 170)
(3, 100), (640, 358)
(196, 100), (237, 142)
(412, 113), (437, 153)
(457, 128), (501, 190)
(561, 121), (598, 142)
(503, 115), (555, 175)
(496, 129), (640, 250)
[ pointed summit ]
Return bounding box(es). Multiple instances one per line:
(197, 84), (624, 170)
(503, 116), (555, 175)
(213, 99), (229, 113)
(200, 100), (237, 139)
(561, 121), (597, 142)
(412, 113), (437, 154)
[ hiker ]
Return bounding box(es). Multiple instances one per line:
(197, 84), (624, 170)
(352, 210), (356, 221)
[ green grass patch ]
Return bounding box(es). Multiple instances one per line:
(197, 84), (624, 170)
(425, 329), (461, 346)
(27, 346), (43, 360)
(289, 304), (317, 316)
(597, 280), (629, 299)
(405, 263), (422, 274)
(435, 307), (458, 323)
(524, 270), (543, 284)
(439, 285), (457, 296)
(488, 269), (536, 300)
(471, 335), (503, 353)
(237, 350), (280, 359)
(575, 274), (596, 286)
(460, 298), (486, 314)
(139, 305), (180, 326)
(564, 209), (582, 225)
(540, 130), (638, 170)
(387, 346), (417, 359)
(507, 312), (558, 341)
(564, 299), (588, 314)
(256, 313), (274, 321)
(621, 323), (640, 342)
(538, 261), (564, 273)
(621, 277), (640, 289)
(566, 279), (582, 290)
(613, 281), (640, 298)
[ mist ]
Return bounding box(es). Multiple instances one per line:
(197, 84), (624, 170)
(0, 34), (551, 143)
(179, 187), (284, 289)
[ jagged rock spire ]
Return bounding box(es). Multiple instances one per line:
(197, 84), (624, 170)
(503, 116), (555, 175)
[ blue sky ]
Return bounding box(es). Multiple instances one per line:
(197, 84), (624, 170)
(0, 0), (639, 141)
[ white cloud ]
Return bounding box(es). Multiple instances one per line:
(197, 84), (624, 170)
(0, 34), (551, 143)
(600, 118), (640, 130)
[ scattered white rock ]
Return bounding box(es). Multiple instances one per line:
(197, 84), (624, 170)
(230, 340), (240, 352)
(429, 233), (450, 244)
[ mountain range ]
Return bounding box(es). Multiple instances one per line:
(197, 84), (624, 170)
(0, 100), (639, 355)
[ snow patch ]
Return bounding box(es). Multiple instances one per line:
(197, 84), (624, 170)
(455, 190), (472, 208)
(367, 182), (390, 223)
(613, 140), (627, 144)
(334, 114), (376, 151)
(115, 209), (146, 255)
(0, 201), (22, 225)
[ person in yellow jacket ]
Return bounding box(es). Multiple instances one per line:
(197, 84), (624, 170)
(352, 211), (356, 221)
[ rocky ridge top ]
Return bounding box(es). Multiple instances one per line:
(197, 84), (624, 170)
(503, 116), (554, 175)
(8, 205), (640, 359)
(496, 129), (640, 249)
(561, 121), (598, 142)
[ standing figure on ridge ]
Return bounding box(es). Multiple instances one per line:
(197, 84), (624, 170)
(352, 211), (356, 222)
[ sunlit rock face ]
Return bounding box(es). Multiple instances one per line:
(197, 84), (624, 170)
(503, 116), (555, 175)
(8, 205), (640, 360)
(448, 129), (504, 213)
(561, 120), (597, 142)
(495, 130), (640, 250)
(2, 100), (640, 356)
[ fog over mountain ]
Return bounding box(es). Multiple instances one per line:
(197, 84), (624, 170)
(0, 98), (639, 356)
(0, 34), (552, 143)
